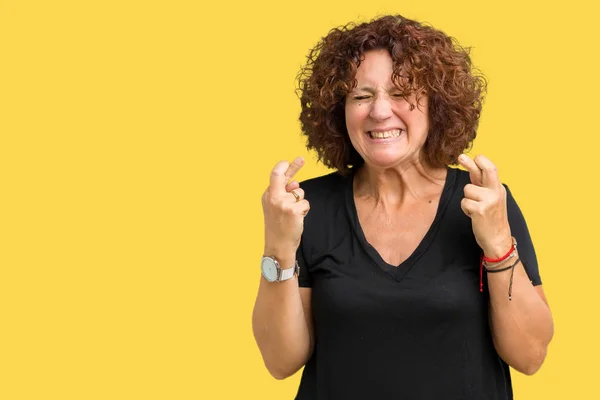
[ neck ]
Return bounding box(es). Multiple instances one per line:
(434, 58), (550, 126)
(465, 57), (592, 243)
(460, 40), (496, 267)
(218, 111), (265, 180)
(353, 160), (447, 207)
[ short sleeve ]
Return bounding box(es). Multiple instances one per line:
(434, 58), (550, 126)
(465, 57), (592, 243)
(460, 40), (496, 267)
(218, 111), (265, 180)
(297, 238), (312, 288)
(505, 184), (542, 286)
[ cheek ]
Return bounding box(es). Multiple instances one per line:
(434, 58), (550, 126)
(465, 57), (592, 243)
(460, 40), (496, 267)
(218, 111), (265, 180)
(404, 109), (429, 135)
(412, 114), (429, 130)
(345, 104), (367, 133)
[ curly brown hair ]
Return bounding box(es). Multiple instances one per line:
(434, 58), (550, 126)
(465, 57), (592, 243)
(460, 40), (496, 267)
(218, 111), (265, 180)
(296, 14), (487, 175)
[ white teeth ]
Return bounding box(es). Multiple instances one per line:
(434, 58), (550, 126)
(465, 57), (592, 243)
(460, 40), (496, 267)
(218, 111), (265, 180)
(368, 129), (402, 139)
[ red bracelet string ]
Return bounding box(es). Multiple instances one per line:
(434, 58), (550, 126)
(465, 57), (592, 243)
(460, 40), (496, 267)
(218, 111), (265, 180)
(479, 239), (516, 292)
(479, 254), (484, 292)
(482, 242), (515, 263)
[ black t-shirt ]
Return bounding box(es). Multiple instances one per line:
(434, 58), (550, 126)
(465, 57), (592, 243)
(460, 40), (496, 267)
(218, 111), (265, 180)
(295, 167), (541, 400)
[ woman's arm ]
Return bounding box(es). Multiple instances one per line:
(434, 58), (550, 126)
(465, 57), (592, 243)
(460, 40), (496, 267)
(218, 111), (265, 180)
(457, 153), (554, 375)
(252, 273), (314, 379)
(252, 157), (314, 379)
(486, 259), (553, 374)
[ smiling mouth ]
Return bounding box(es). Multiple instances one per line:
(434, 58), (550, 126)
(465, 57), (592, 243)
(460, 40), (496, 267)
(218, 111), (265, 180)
(366, 129), (403, 139)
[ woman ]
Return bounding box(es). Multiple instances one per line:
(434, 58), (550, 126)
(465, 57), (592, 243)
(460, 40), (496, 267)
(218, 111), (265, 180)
(252, 14), (553, 399)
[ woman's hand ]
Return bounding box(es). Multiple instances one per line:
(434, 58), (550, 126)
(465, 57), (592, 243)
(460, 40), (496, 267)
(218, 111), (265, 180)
(457, 154), (512, 258)
(262, 157), (310, 256)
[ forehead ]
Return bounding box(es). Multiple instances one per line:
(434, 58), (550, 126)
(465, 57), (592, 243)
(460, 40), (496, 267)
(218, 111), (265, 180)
(354, 50), (397, 87)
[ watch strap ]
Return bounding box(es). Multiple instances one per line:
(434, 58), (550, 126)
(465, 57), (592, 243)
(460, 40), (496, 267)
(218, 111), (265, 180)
(279, 260), (300, 281)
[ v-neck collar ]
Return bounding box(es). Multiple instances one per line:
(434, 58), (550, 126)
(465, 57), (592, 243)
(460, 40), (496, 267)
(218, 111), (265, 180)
(345, 166), (457, 282)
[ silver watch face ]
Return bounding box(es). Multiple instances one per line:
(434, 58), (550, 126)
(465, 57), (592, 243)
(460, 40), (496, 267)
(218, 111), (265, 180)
(261, 257), (279, 282)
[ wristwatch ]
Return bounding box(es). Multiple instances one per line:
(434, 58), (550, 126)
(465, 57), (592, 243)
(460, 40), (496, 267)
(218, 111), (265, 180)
(261, 256), (300, 282)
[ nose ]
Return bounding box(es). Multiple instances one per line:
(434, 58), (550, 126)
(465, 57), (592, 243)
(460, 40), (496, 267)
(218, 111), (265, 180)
(369, 94), (393, 121)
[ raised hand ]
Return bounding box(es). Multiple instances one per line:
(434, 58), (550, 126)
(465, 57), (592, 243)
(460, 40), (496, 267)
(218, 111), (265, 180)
(262, 157), (311, 256)
(457, 154), (512, 258)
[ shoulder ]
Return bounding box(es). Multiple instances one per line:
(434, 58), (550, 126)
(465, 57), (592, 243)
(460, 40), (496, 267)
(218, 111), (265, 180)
(299, 171), (351, 241)
(449, 167), (513, 192)
(299, 170), (350, 202)
(451, 166), (470, 186)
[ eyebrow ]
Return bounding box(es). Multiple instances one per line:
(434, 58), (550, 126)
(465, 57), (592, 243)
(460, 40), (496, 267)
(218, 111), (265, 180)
(353, 85), (402, 93)
(354, 86), (376, 92)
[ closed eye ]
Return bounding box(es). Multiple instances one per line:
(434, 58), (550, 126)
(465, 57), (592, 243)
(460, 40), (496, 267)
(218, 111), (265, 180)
(353, 95), (370, 100)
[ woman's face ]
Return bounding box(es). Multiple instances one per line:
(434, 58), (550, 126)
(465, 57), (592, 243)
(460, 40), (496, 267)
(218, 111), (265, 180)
(345, 49), (429, 169)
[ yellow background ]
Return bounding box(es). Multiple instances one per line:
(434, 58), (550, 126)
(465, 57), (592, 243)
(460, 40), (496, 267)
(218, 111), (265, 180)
(1, 0), (598, 398)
